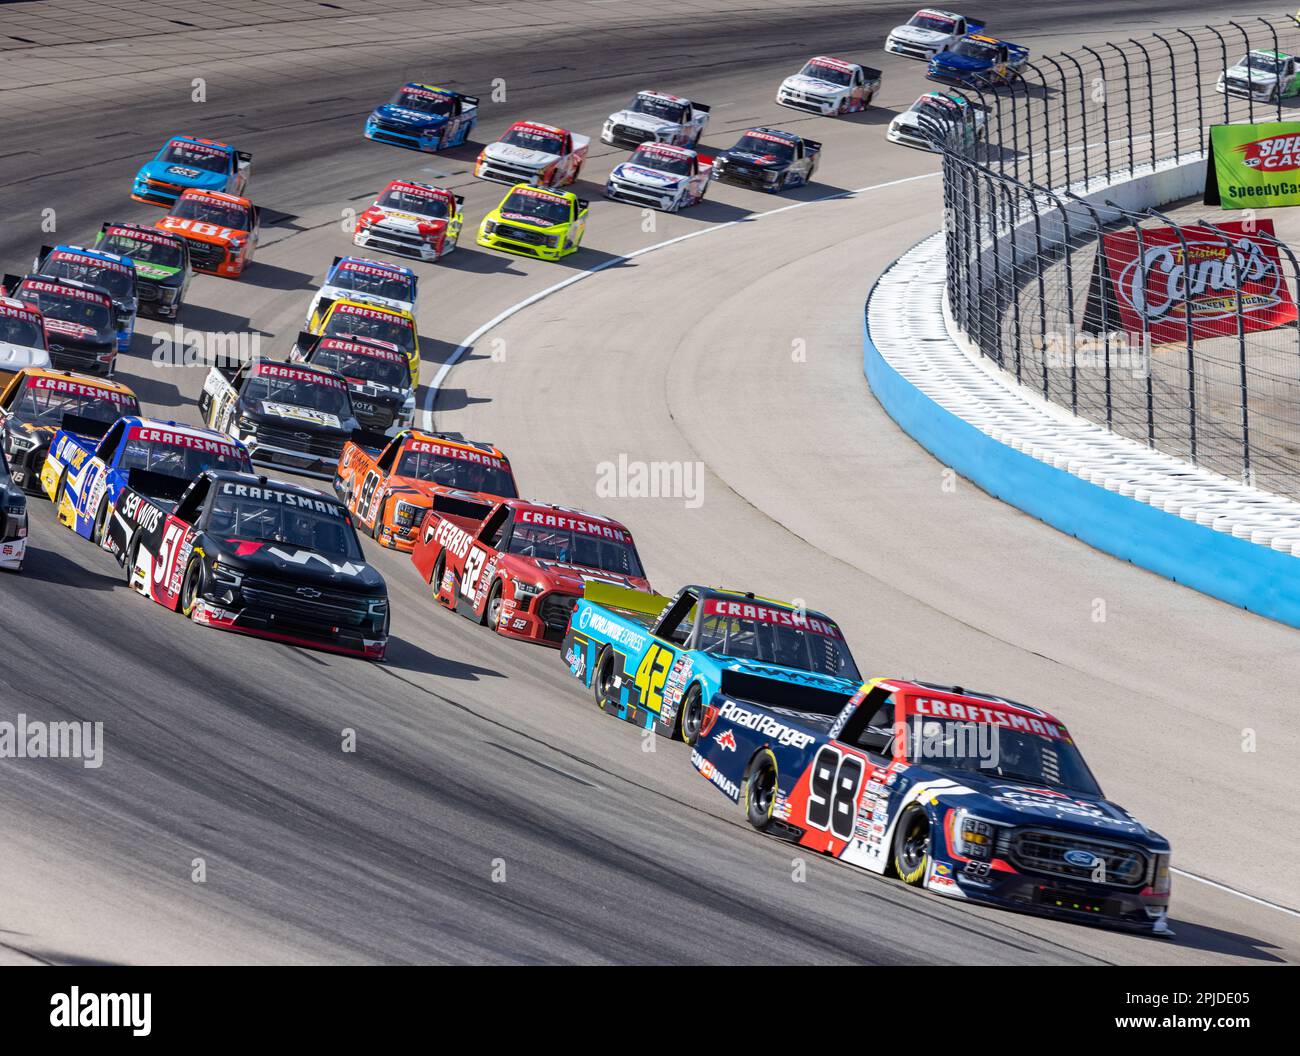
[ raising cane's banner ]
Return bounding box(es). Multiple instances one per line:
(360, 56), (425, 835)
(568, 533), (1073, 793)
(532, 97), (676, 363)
(1081, 219), (1297, 345)
(1206, 122), (1300, 208)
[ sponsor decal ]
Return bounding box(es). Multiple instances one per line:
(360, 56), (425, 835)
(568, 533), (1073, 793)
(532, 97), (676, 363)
(264, 546), (364, 576)
(509, 185), (567, 201)
(255, 362), (347, 389)
(515, 507), (629, 542)
(718, 700), (815, 749)
(714, 729), (737, 752)
(119, 490), (164, 534)
(337, 258), (409, 277)
(27, 375), (134, 404)
(217, 482), (340, 514)
(1209, 121), (1300, 207)
(22, 280), (112, 305)
(691, 749), (741, 800)
(387, 181), (449, 200)
(261, 402), (341, 428)
(578, 607), (648, 653)
(332, 302), (412, 326)
(431, 518), (475, 560)
(406, 438), (507, 470)
(703, 598), (843, 639)
(106, 225), (177, 247)
(169, 139), (226, 157)
(130, 426), (243, 459)
(911, 696), (1070, 742)
(50, 250), (132, 275)
(1088, 219), (1296, 344)
(318, 337), (407, 363)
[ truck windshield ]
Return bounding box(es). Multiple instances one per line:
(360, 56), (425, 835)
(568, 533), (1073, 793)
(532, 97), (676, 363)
(172, 197), (249, 230)
(40, 256), (135, 302)
(800, 60), (853, 86)
(160, 141), (229, 173)
(392, 88), (455, 115)
(628, 146), (691, 175)
(9, 377), (137, 426)
(507, 524), (644, 578)
(695, 601), (860, 679)
(395, 447), (517, 497)
(631, 95), (689, 122)
(0, 312), (46, 350)
(207, 493), (362, 561)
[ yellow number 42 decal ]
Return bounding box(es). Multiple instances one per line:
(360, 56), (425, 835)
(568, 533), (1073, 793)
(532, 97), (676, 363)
(633, 644), (674, 714)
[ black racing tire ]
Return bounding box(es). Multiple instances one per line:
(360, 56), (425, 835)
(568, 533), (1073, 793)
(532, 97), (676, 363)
(55, 467), (69, 514)
(892, 805), (932, 886)
(124, 534), (140, 586)
(1270, 85), (1281, 104)
(837, 97), (848, 115)
(91, 497), (110, 547)
(678, 684), (705, 746)
(431, 553), (446, 600)
(744, 750), (779, 831)
(180, 557), (204, 617)
(484, 579), (504, 629)
(592, 646), (617, 709)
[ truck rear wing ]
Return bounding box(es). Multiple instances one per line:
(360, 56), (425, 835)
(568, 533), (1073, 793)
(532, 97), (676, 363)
(236, 150), (252, 166)
(967, 18), (987, 34)
(692, 101), (712, 114)
(348, 428), (392, 456)
(860, 66), (883, 83)
(719, 669), (857, 718)
(459, 94), (480, 108)
(126, 467), (190, 506)
(60, 412), (111, 440)
(803, 139), (823, 154)
(581, 580), (667, 617)
(431, 490), (493, 522)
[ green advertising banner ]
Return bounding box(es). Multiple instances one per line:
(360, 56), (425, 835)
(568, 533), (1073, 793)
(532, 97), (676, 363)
(1207, 121), (1300, 208)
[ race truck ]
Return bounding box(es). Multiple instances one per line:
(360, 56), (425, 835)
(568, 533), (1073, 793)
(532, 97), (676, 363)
(335, 429), (517, 552)
(200, 358), (362, 480)
(0, 448), (25, 572)
(887, 90), (988, 151)
(41, 415), (250, 547)
(109, 470), (389, 661)
(711, 128), (820, 192)
(33, 244), (138, 355)
(604, 143), (713, 212)
(0, 294), (51, 384)
(690, 678), (1174, 935)
(2, 275), (117, 376)
(600, 91), (710, 149)
(474, 121), (589, 188)
(411, 498), (650, 646)
(301, 298), (420, 388)
(477, 185), (588, 261)
(291, 334), (415, 437)
(352, 180), (463, 262)
(94, 223), (192, 321)
(927, 33), (1029, 87)
(776, 56), (881, 115)
(306, 256), (417, 324)
(0, 367), (138, 493)
(886, 9), (985, 61)
(156, 189), (260, 278)
(364, 82), (478, 153)
(562, 584), (862, 743)
(1217, 50), (1300, 102)
(131, 135), (251, 207)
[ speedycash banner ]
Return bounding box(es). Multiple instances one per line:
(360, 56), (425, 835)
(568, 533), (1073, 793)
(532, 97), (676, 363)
(1083, 219), (1297, 345)
(1206, 122), (1300, 207)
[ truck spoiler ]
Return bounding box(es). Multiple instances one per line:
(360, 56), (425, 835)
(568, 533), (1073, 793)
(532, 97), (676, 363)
(803, 139), (823, 153)
(126, 467), (190, 506)
(692, 101), (712, 113)
(581, 580), (668, 617)
(60, 411), (111, 440)
(860, 67), (884, 81)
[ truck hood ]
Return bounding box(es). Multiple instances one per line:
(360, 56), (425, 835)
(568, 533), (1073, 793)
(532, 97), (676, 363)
(781, 74), (848, 97)
(482, 142), (560, 169)
(1226, 64), (1279, 82)
(716, 658), (860, 695)
(0, 341), (50, 370)
(133, 260), (183, 284)
(318, 284), (412, 316)
(721, 149), (786, 168)
(932, 51), (990, 72)
(891, 25), (950, 46)
(369, 104), (449, 130)
(528, 560), (647, 594)
(246, 399), (352, 433)
(610, 162), (686, 187)
(211, 537), (386, 593)
(136, 159), (228, 191)
(607, 109), (680, 134)
(927, 770), (1167, 846)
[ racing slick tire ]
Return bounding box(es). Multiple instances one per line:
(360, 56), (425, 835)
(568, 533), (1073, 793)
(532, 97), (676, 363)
(180, 557), (205, 618)
(91, 497), (110, 547)
(431, 553), (446, 602)
(743, 749), (779, 831)
(837, 98), (848, 115)
(892, 805), (932, 885)
(55, 467), (70, 517)
(485, 579), (504, 629)
(124, 533), (141, 587)
(678, 684), (705, 745)
(593, 646), (617, 709)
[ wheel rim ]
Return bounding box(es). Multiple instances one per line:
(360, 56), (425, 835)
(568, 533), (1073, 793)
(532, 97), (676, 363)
(182, 563), (199, 612)
(487, 586), (503, 627)
(899, 814), (930, 873)
(681, 691), (702, 742)
(751, 763), (775, 817)
(597, 654), (616, 701)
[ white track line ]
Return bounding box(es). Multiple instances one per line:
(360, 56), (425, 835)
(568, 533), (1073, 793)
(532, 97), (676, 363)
(420, 170), (941, 430)
(420, 168), (1300, 927)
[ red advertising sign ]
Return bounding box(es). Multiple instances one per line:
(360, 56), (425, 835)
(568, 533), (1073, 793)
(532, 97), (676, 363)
(1099, 219), (1297, 343)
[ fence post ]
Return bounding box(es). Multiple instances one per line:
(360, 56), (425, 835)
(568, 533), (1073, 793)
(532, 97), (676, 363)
(1059, 52), (1090, 187)
(998, 178), (1025, 381)
(1204, 25), (1231, 125)
(1227, 21), (1256, 123)
(963, 85), (996, 166)
(1145, 207), (1199, 464)
(1080, 46), (1111, 179)
(1009, 71), (1034, 184)
(1173, 29), (1206, 156)
(1104, 43), (1136, 178)
(1104, 200), (1155, 445)
(1036, 183), (1079, 409)
(1024, 62), (1054, 189)
(1259, 16), (1284, 120)
(1065, 191), (1111, 421)
(1043, 56), (1071, 188)
(1151, 33), (1181, 161)
(1128, 38), (1157, 171)
(1197, 218), (1253, 481)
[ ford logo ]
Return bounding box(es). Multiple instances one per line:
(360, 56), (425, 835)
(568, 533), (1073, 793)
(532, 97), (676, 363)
(1064, 849), (1099, 868)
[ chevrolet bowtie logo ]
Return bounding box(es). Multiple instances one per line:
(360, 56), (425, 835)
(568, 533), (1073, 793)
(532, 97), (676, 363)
(296, 586), (322, 599)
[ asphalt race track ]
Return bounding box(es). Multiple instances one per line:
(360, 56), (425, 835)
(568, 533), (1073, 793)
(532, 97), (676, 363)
(1, 0), (1297, 965)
